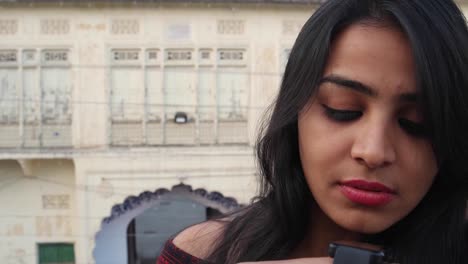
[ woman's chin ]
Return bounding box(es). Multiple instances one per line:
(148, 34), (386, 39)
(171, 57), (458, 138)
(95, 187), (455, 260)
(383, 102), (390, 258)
(334, 217), (394, 235)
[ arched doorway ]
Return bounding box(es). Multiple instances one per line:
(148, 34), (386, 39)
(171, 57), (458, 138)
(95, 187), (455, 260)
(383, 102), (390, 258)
(93, 183), (240, 264)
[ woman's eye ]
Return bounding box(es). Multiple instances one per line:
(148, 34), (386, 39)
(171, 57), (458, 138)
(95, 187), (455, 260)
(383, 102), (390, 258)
(398, 118), (427, 137)
(322, 104), (362, 122)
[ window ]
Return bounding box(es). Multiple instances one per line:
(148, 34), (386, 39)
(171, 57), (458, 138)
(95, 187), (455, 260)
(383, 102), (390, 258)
(163, 49), (196, 145)
(216, 49), (249, 144)
(40, 49), (72, 147)
(109, 47), (250, 146)
(0, 48), (72, 148)
(41, 50), (72, 125)
(198, 68), (215, 121)
(38, 243), (75, 264)
(110, 49), (144, 145)
(163, 49), (195, 118)
(0, 50), (19, 125)
(110, 49), (143, 122)
(216, 49), (248, 121)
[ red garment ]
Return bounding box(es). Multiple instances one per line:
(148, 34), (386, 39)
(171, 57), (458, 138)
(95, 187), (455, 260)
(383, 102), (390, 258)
(156, 239), (206, 264)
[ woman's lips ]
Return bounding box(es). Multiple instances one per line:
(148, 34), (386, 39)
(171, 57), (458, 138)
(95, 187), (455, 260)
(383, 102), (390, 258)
(339, 179), (396, 206)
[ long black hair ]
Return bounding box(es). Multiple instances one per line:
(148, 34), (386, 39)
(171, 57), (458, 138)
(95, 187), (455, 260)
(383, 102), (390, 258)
(206, 1), (468, 263)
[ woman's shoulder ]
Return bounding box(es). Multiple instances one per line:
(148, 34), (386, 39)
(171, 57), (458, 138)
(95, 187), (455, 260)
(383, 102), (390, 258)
(172, 220), (227, 259)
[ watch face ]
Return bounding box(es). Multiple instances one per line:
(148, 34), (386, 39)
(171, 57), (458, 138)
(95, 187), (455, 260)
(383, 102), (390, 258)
(329, 241), (385, 264)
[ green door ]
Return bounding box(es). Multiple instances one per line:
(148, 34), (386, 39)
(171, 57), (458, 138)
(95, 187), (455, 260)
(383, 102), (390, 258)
(38, 243), (75, 264)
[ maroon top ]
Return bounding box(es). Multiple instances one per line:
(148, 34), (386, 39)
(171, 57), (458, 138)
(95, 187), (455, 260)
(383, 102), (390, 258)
(156, 239), (207, 264)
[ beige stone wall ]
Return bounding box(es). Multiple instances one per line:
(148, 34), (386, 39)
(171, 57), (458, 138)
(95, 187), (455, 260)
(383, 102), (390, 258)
(2, 2), (468, 263)
(0, 159), (75, 264)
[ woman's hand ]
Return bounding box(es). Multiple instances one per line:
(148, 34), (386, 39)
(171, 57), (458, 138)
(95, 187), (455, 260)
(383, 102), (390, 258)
(238, 257), (333, 264)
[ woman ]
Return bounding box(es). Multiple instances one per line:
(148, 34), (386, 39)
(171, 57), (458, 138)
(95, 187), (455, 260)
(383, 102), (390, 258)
(157, 0), (468, 263)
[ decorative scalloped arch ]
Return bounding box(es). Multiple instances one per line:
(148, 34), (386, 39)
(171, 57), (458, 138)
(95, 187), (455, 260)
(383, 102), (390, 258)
(93, 183), (241, 264)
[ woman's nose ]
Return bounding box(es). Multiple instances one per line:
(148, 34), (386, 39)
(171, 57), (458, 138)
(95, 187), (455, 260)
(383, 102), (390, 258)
(350, 121), (396, 169)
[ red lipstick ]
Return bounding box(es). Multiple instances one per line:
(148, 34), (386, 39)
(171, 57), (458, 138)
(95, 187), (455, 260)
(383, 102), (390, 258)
(339, 180), (395, 206)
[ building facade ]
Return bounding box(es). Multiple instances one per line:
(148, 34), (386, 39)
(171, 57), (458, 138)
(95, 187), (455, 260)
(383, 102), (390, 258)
(0, 1), (320, 263)
(1, 0), (467, 263)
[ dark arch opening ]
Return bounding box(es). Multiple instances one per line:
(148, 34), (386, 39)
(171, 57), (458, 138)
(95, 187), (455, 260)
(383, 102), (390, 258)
(126, 195), (223, 264)
(93, 183), (241, 264)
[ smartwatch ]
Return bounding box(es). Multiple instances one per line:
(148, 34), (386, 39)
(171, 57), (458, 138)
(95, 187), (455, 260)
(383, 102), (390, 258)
(328, 241), (386, 264)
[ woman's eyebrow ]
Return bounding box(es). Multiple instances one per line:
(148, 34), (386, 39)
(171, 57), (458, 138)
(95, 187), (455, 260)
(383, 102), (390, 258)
(320, 74), (377, 97)
(319, 74), (418, 102)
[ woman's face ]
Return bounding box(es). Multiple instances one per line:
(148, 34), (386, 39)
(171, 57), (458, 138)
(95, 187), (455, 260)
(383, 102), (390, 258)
(298, 23), (438, 234)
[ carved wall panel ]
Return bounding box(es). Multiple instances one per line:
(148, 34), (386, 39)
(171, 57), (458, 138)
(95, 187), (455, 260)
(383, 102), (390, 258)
(40, 19), (70, 35)
(111, 19), (139, 35)
(217, 20), (245, 35)
(0, 20), (17, 35)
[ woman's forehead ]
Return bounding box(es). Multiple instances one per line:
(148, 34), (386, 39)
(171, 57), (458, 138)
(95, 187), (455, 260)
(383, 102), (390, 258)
(323, 23), (418, 97)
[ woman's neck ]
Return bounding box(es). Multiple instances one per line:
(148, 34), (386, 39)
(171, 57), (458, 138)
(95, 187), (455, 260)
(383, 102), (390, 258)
(289, 202), (362, 258)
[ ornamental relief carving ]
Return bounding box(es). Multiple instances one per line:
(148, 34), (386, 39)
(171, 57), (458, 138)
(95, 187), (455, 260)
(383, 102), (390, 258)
(217, 19), (245, 35)
(111, 19), (139, 35)
(40, 19), (70, 35)
(42, 194), (71, 209)
(0, 20), (17, 35)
